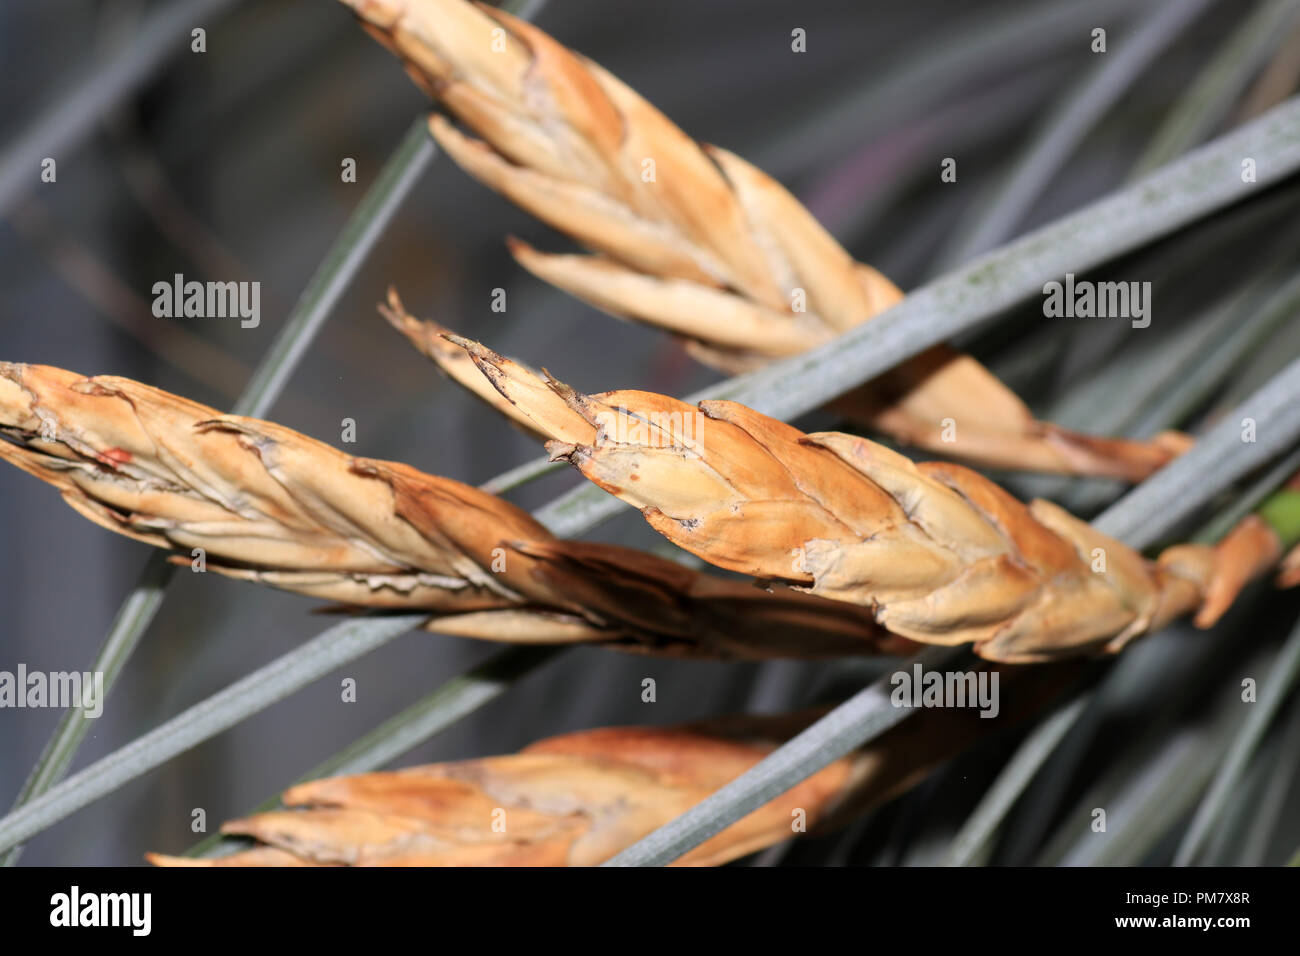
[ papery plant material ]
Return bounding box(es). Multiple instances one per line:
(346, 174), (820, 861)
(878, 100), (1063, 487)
(1279, 544), (1300, 589)
(151, 717), (852, 867)
(341, 0), (1184, 482)
(380, 288), (543, 438)
(448, 336), (1285, 663)
(0, 361), (918, 659)
(1194, 514), (1281, 627)
(148, 663), (1077, 866)
(827, 347), (1194, 479)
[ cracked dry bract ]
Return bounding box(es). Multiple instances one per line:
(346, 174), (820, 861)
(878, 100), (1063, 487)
(447, 341), (1269, 663)
(0, 362), (910, 659)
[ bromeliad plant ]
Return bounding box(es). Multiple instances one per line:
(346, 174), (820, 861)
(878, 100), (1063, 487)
(4, 0), (1300, 867)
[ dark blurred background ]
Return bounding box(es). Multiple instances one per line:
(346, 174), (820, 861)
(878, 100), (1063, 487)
(2, 0), (1298, 865)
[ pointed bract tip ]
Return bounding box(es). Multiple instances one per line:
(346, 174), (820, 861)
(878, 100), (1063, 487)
(539, 369), (595, 418)
(218, 817), (255, 836)
(376, 289), (410, 332)
(441, 331), (485, 354)
(380, 289), (455, 342)
(442, 332), (510, 369)
(542, 367), (574, 396)
(504, 235), (532, 257)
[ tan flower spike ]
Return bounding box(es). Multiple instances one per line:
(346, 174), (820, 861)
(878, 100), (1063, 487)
(340, 0), (1185, 481)
(148, 663), (1077, 867)
(447, 336), (1279, 663)
(0, 361), (919, 659)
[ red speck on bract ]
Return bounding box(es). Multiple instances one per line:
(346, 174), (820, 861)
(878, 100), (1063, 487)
(99, 447), (133, 465)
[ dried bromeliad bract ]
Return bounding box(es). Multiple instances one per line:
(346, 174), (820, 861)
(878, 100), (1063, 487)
(0, 361), (920, 659)
(443, 334), (1284, 663)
